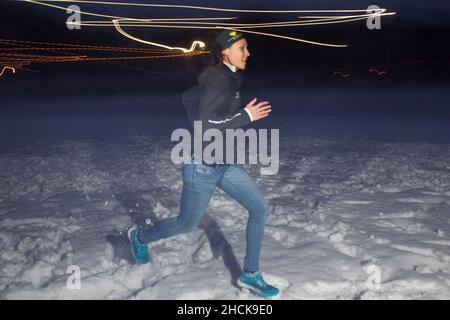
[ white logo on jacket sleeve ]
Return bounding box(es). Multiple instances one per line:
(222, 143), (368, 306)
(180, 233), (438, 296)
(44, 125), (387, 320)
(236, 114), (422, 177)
(208, 112), (242, 124)
(234, 91), (240, 99)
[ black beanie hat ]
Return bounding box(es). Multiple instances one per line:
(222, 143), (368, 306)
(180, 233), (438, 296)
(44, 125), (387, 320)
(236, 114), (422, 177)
(214, 29), (245, 49)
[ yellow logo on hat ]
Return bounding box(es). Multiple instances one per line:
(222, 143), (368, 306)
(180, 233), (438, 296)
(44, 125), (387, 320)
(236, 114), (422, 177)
(229, 31), (237, 37)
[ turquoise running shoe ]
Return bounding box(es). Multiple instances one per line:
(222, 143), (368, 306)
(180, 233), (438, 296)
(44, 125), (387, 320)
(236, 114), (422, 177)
(127, 227), (150, 265)
(237, 271), (280, 298)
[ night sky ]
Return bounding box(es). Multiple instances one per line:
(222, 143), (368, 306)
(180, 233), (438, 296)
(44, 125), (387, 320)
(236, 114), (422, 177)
(1, 0), (450, 117)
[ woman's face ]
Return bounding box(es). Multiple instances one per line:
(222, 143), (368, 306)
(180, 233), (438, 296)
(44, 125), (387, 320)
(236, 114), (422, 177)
(222, 38), (250, 70)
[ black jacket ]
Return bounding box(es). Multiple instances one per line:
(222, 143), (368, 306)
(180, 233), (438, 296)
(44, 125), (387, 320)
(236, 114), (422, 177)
(182, 62), (252, 131)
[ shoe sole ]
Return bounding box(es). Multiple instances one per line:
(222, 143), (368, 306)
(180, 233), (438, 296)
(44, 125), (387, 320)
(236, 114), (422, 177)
(127, 227), (135, 241)
(237, 279), (278, 298)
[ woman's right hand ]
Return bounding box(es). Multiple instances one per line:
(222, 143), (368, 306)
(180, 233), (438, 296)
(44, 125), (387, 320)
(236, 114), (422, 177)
(245, 98), (272, 121)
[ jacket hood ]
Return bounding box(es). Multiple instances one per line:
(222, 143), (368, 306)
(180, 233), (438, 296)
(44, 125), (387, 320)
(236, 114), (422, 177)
(197, 62), (244, 87)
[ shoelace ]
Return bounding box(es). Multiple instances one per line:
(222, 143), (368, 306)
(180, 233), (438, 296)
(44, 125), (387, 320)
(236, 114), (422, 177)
(253, 274), (268, 288)
(137, 241), (148, 252)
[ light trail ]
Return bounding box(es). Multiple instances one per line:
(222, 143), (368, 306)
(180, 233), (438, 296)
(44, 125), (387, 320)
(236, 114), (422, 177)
(112, 19), (206, 52)
(0, 38), (208, 75)
(25, 0), (388, 14)
(0, 66), (16, 76)
(79, 12), (395, 29)
(0, 38), (173, 53)
(334, 60), (450, 78)
(218, 27), (346, 48)
(22, 0), (396, 51)
(369, 60), (450, 75)
(334, 70), (352, 78)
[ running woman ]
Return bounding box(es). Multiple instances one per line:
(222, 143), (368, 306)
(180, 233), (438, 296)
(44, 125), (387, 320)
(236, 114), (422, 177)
(128, 30), (279, 298)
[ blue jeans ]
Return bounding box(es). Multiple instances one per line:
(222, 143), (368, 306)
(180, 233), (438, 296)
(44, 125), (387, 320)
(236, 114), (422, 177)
(138, 162), (269, 273)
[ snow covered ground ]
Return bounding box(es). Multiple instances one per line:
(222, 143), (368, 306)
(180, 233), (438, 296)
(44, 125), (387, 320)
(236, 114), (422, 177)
(0, 112), (449, 300)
